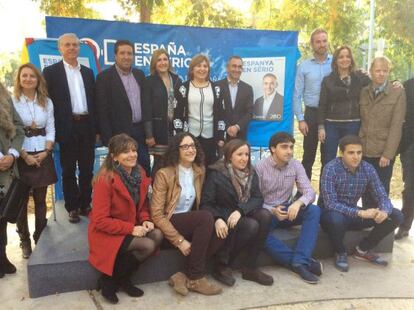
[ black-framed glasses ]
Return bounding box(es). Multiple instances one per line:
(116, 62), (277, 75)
(179, 143), (196, 150)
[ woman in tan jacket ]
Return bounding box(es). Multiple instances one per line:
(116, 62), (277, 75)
(151, 132), (224, 296)
(359, 56), (406, 207)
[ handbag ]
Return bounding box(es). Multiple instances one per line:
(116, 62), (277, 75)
(0, 177), (30, 223)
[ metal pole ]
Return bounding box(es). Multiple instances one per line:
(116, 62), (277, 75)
(367, 0), (376, 69)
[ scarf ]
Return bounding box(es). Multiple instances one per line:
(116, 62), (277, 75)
(0, 84), (16, 139)
(226, 163), (253, 203)
(114, 164), (141, 205)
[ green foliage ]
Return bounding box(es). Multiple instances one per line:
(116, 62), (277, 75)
(35, 0), (101, 18)
(0, 52), (20, 88)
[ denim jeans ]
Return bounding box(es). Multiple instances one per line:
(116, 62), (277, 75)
(320, 208), (403, 254)
(400, 143), (414, 231)
(265, 204), (321, 266)
(323, 120), (360, 166)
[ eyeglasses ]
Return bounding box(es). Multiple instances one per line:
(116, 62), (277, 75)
(179, 143), (196, 150)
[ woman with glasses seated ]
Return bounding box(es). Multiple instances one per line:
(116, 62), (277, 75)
(151, 132), (224, 296)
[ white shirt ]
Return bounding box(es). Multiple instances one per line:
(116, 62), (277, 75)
(188, 83), (214, 138)
(12, 95), (55, 152)
(262, 91), (277, 116)
(174, 165), (196, 214)
(63, 60), (88, 114)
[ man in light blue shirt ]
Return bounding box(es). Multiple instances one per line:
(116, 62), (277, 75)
(293, 28), (332, 180)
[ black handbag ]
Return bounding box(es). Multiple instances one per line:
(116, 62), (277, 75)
(0, 177), (30, 223)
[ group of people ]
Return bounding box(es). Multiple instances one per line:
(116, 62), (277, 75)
(0, 27), (412, 306)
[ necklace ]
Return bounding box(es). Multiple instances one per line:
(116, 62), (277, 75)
(24, 95), (37, 129)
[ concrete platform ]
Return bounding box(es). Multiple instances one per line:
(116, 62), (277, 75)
(28, 201), (394, 298)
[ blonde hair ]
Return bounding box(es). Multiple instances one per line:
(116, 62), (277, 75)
(188, 54), (210, 81)
(14, 63), (49, 108)
(369, 56), (392, 74)
(149, 49), (172, 75)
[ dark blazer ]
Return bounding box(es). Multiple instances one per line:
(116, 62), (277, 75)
(173, 80), (226, 142)
(318, 71), (371, 125)
(400, 78), (414, 153)
(95, 65), (146, 146)
(216, 78), (253, 139)
(253, 92), (284, 121)
(43, 61), (96, 143)
(142, 72), (181, 145)
(200, 160), (263, 221)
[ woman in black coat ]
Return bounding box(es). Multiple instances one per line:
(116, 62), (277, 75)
(317, 45), (370, 165)
(143, 49), (182, 174)
(173, 54), (225, 166)
(201, 139), (273, 287)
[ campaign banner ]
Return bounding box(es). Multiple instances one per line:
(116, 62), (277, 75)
(45, 17), (299, 147)
(236, 47), (300, 147)
(22, 38), (100, 75)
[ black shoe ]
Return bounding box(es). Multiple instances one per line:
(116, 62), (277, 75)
(241, 267), (273, 286)
(395, 228), (409, 240)
(79, 207), (91, 216)
(0, 256), (17, 274)
(291, 264), (319, 284)
(20, 240), (32, 259)
(68, 210), (80, 223)
(0, 268), (4, 278)
(308, 258), (323, 276)
(120, 278), (144, 297)
(212, 265), (236, 287)
(97, 276), (119, 304)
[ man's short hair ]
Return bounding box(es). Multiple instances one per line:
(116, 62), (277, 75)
(269, 132), (295, 153)
(263, 73), (277, 81)
(58, 33), (80, 47)
(114, 40), (134, 54)
(369, 56), (392, 73)
(227, 55), (243, 65)
(310, 28), (328, 43)
(338, 135), (362, 152)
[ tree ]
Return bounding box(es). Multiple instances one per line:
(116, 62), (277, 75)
(0, 52), (20, 88)
(117, 0), (164, 23)
(35, 0), (101, 18)
(376, 0), (414, 80)
(250, 0), (366, 59)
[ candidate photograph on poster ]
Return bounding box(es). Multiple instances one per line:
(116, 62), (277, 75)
(242, 57), (286, 121)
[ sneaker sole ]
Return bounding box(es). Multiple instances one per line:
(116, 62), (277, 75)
(352, 255), (388, 266)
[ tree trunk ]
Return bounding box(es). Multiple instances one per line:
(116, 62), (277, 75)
(140, 3), (151, 23)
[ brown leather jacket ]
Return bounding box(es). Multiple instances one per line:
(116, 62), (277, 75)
(150, 164), (205, 246)
(359, 82), (406, 159)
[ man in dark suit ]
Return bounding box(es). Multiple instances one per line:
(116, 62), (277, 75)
(95, 40), (150, 176)
(253, 73), (284, 121)
(217, 56), (253, 140)
(43, 33), (96, 223)
(395, 78), (414, 239)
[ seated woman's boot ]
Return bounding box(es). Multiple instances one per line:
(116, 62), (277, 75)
(97, 275), (119, 304)
(186, 276), (222, 295)
(119, 276), (144, 297)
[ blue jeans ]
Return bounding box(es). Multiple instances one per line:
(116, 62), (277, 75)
(265, 204), (321, 266)
(323, 120), (360, 165)
(320, 208), (403, 254)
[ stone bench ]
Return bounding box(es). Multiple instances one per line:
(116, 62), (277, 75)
(27, 202), (394, 298)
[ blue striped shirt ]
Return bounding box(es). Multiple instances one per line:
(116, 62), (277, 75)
(293, 55), (332, 121)
(321, 158), (393, 217)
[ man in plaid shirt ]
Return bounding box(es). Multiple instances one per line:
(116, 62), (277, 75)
(320, 135), (403, 272)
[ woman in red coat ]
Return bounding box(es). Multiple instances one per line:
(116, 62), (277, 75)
(88, 133), (162, 304)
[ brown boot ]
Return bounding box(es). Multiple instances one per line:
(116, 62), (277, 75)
(186, 276), (222, 295)
(242, 267), (273, 286)
(168, 271), (188, 296)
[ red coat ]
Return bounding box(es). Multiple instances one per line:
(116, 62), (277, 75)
(88, 168), (151, 276)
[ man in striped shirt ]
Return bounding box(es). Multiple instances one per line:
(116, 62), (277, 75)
(320, 135), (403, 272)
(255, 132), (322, 284)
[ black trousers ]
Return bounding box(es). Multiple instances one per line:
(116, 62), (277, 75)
(0, 217), (7, 255)
(59, 120), (95, 212)
(130, 122), (151, 177)
(197, 136), (217, 167)
(301, 107), (324, 180)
